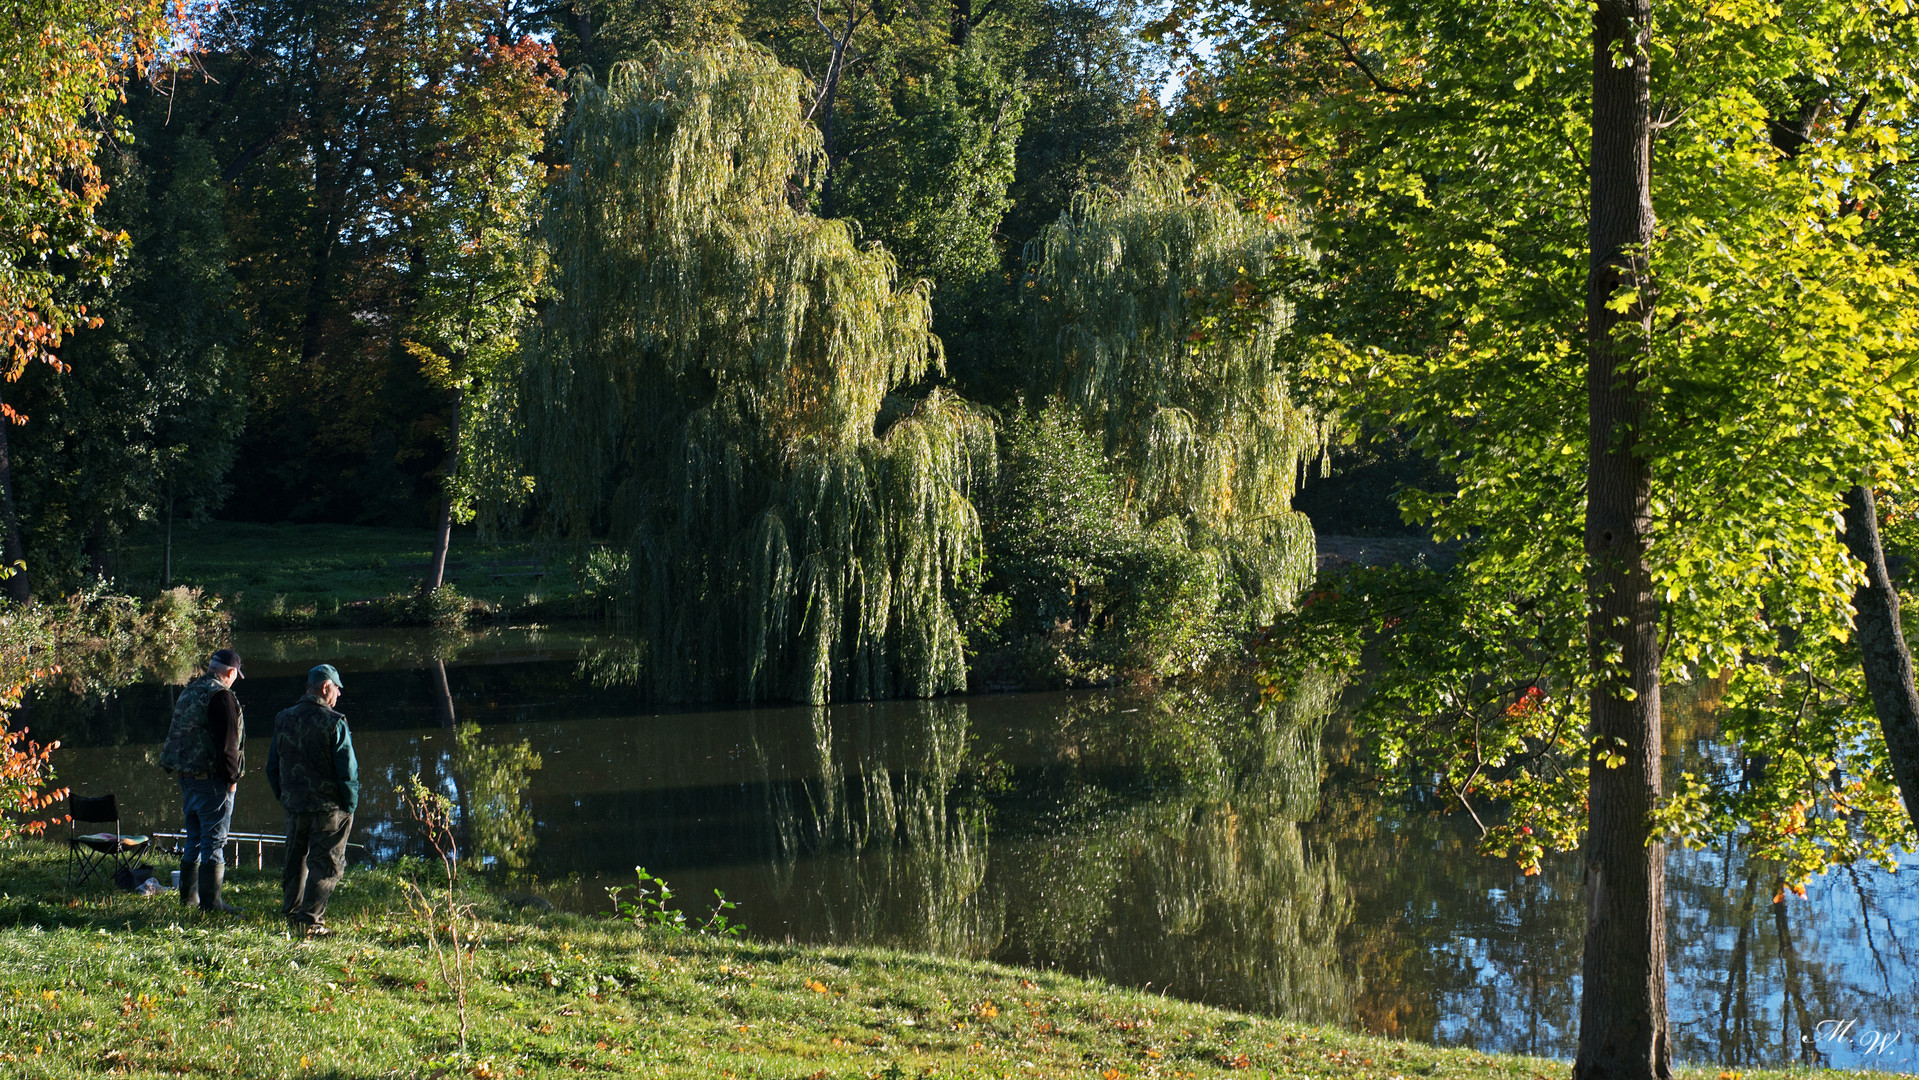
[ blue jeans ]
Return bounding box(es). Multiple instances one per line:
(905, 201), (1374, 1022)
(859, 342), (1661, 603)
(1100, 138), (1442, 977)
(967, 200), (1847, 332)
(178, 777), (235, 865)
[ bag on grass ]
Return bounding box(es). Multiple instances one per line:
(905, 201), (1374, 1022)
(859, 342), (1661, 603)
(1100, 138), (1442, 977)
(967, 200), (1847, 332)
(112, 864), (157, 892)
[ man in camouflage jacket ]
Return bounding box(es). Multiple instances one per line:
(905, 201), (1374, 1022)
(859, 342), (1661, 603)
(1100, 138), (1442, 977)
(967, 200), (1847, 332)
(158, 648), (246, 913)
(266, 664), (359, 934)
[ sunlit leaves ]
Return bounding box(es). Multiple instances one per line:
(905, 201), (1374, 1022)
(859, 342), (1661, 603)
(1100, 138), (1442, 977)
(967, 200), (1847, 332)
(399, 31), (565, 529)
(1654, 641), (1914, 885)
(1026, 161), (1330, 624)
(1260, 560), (1590, 875)
(0, 1), (173, 384)
(524, 43), (992, 702)
(1187, 0), (1919, 872)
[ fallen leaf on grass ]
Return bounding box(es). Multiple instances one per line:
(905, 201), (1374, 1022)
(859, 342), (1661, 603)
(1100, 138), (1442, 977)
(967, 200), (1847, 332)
(806, 980), (831, 994)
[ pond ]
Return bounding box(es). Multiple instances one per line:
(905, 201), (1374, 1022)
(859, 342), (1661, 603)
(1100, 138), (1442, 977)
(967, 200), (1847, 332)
(22, 627), (1919, 1074)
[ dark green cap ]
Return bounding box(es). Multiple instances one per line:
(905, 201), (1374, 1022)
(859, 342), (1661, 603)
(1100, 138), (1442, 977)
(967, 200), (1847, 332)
(308, 664), (345, 691)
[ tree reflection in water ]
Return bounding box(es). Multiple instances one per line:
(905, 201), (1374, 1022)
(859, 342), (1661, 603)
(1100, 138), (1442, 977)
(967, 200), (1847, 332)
(753, 700), (1001, 956)
(988, 672), (1352, 1022)
(740, 672), (1355, 1020)
(451, 721), (543, 876)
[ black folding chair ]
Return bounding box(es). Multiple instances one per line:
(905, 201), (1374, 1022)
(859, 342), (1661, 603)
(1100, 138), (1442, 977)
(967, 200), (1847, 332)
(66, 795), (150, 887)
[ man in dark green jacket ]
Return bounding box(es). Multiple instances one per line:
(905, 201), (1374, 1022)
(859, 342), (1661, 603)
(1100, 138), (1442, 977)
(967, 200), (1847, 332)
(266, 664), (359, 935)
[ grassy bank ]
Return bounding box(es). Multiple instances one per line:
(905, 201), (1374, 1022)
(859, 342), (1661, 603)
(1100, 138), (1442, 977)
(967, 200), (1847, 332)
(102, 522), (590, 629)
(0, 848), (1888, 1080)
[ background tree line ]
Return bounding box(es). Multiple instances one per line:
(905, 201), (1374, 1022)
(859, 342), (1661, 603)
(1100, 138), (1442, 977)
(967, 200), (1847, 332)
(7, 0), (1332, 694)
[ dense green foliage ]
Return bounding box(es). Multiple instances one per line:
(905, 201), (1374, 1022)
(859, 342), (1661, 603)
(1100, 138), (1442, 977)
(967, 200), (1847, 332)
(10, 132), (244, 589)
(1026, 162), (1326, 625)
(7, 0), (1320, 696)
(1167, 0), (1919, 1072)
(0, 0), (169, 377)
(980, 407), (1227, 680)
(525, 45), (995, 702)
(0, 0), (180, 603)
(1169, 0), (1919, 868)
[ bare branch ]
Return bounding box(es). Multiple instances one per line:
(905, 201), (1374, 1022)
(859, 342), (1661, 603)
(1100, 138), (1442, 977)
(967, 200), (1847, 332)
(1321, 26), (1412, 97)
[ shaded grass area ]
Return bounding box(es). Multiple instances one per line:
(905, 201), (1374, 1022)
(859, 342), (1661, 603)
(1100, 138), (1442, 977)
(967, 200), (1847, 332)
(104, 522), (585, 629)
(0, 848), (1892, 1080)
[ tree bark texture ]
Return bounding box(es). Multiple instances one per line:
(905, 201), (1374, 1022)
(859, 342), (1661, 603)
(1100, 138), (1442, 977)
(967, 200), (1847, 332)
(0, 386), (31, 604)
(1578, 2), (1669, 1078)
(1840, 485), (1919, 832)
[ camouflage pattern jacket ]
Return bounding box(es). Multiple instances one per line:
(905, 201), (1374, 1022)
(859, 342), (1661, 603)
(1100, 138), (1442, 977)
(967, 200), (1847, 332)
(266, 696), (360, 814)
(159, 675), (244, 777)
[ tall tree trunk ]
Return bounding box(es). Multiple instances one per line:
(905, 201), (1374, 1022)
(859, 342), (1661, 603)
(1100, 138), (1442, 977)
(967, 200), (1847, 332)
(0, 387), (31, 605)
(426, 391), (462, 593)
(1839, 484), (1919, 831)
(1577, 2), (1668, 1079)
(949, 0), (974, 45)
(807, 1), (866, 216)
(1762, 88), (1919, 829)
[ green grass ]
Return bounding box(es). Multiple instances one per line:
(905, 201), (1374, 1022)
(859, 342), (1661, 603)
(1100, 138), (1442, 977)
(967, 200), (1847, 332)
(0, 848), (1891, 1080)
(105, 522), (585, 628)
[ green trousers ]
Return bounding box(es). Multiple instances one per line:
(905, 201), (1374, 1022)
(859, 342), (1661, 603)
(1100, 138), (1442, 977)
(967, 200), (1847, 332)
(282, 808), (353, 925)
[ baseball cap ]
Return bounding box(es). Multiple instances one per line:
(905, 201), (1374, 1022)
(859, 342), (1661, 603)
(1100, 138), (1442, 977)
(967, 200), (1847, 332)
(209, 648), (244, 679)
(309, 664), (345, 691)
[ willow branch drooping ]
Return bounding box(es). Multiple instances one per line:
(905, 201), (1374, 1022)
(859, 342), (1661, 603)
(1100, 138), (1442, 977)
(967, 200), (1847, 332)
(1027, 164), (1331, 622)
(524, 41), (993, 703)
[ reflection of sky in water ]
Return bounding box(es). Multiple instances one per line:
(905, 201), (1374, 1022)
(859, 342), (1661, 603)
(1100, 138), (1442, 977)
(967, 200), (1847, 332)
(31, 628), (1919, 1073)
(1411, 844), (1919, 1071)
(1665, 846), (1919, 1073)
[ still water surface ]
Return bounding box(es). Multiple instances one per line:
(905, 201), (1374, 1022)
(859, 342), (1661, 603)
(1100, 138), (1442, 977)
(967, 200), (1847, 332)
(22, 628), (1919, 1073)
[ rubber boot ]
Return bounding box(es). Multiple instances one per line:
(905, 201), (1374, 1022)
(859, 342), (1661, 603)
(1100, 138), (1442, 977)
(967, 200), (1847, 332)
(198, 862), (241, 914)
(178, 858), (199, 908)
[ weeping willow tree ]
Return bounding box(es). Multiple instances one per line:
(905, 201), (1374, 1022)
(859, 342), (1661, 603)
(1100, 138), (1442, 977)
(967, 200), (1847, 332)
(524, 42), (994, 702)
(1026, 163), (1332, 622)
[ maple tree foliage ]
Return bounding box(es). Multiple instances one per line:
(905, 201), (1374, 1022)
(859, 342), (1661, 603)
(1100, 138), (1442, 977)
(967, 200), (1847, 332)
(1172, 0), (1919, 878)
(0, 0), (177, 392)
